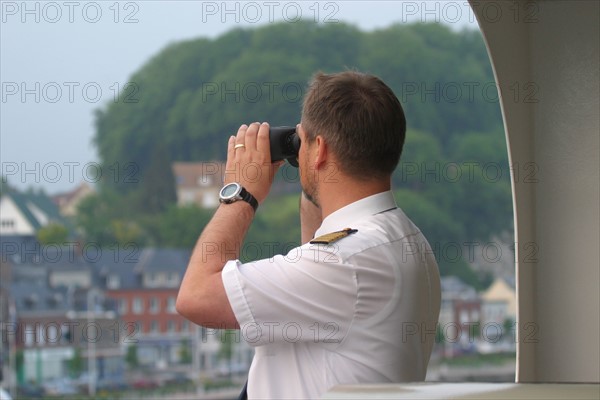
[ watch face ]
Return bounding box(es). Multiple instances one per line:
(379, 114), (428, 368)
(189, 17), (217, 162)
(221, 183), (241, 200)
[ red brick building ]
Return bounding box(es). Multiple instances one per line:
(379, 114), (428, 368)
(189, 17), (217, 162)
(107, 289), (193, 336)
(100, 248), (196, 368)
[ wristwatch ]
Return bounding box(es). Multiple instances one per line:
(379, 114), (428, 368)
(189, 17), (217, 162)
(219, 182), (258, 212)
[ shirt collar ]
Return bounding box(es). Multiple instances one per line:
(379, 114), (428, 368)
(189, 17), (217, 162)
(314, 191), (397, 238)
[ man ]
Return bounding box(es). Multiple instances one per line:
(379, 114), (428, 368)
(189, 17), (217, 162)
(177, 71), (441, 399)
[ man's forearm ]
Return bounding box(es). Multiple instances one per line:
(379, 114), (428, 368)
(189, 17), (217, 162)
(177, 201), (254, 328)
(190, 202), (254, 273)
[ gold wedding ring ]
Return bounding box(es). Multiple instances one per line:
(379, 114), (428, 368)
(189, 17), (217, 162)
(234, 144), (246, 150)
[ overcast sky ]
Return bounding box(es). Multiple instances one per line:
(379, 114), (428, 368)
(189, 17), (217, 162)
(1, 1), (479, 194)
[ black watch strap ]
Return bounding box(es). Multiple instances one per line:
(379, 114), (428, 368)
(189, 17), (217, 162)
(240, 187), (259, 212)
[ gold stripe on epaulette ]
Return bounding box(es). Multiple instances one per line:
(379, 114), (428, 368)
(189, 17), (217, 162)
(310, 228), (358, 245)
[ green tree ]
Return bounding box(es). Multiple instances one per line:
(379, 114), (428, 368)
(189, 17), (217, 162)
(218, 330), (237, 362)
(503, 317), (515, 341)
(110, 220), (144, 245)
(394, 129), (444, 191)
(144, 204), (212, 248)
(135, 143), (177, 214)
(178, 339), (192, 365)
(448, 163), (512, 241)
(0, 175), (16, 193)
(67, 347), (84, 377)
(125, 344), (139, 369)
(436, 324), (445, 344)
(75, 189), (148, 246)
(15, 349), (24, 384)
(36, 223), (69, 244)
(245, 192), (302, 260)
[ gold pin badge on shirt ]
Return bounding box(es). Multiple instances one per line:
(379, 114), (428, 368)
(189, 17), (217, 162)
(310, 228), (358, 245)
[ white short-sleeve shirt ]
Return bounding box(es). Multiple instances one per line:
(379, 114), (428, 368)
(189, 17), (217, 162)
(222, 191), (441, 399)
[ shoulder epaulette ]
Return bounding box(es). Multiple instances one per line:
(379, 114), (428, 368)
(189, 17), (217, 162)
(310, 228), (358, 245)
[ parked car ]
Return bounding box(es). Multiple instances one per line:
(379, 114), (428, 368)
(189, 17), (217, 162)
(164, 372), (193, 386)
(131, 377), (159, 390)
(96, 375), (129, 392)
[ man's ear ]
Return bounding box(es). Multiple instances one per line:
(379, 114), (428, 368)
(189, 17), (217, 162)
(313, 135), (329, 170)
(313, 135), (328, 170)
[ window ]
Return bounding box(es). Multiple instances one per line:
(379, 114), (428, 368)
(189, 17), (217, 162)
(150, 320), (159, 334)
(118, 298), (128, 315)
(202, 192), (219, 208)
(167, 320), (177, 333)
(107, 274), (120, 289)
(46, 324), (58, 345)
(0, 220), (15, 228)
(150, 297), (160, 314)
(168, 272), (179, 286)
(459, 309), (469, 324)
(24, 294), (38, 309)
(133, 297), (143, 314)
(167, 296), (176, 313)
(25, 324), (35, 347)
(182, 190), (195, 204)
(36, 324), (44, 345)
(61, 323), (72, 344)
(198, 175), (211, 187)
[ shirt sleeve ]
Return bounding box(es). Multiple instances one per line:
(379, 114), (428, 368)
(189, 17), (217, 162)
(221, 243), (357, 347)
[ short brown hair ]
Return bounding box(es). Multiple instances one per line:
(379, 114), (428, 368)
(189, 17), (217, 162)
(301, 71), (406, 179)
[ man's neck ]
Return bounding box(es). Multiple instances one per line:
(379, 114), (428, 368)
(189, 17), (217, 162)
(318, 176), (391, 221)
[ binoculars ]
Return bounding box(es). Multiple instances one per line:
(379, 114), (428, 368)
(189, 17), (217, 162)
(269, 126), (301, 167)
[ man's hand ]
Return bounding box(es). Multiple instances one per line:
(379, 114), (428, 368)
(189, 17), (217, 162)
(224, 122), (281, 204)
